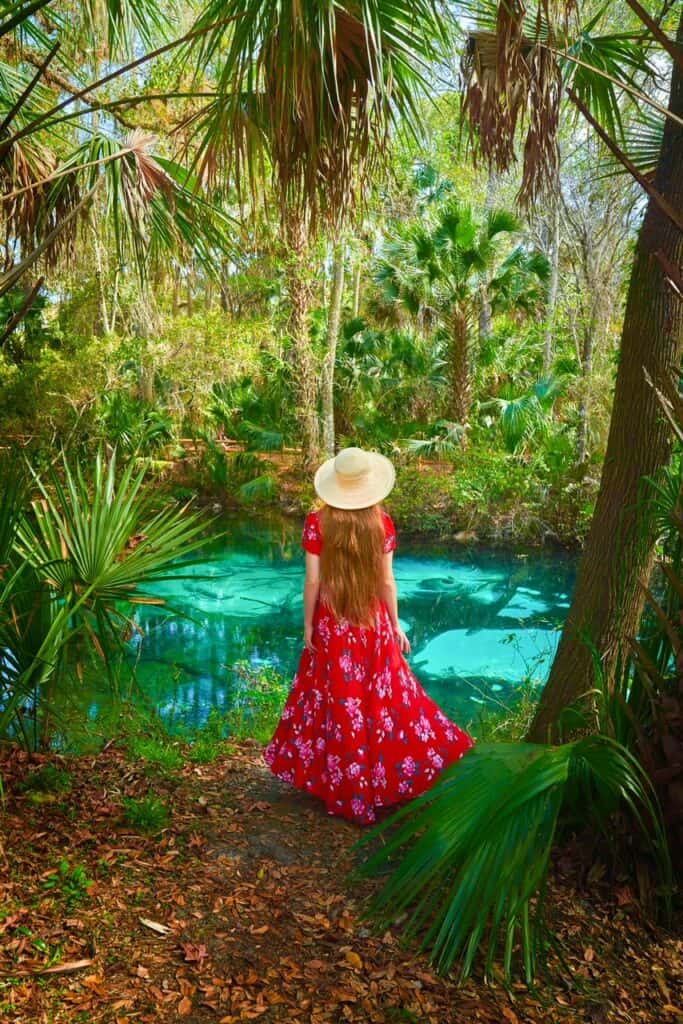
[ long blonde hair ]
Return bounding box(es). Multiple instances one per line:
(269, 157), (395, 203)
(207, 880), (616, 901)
(319, 503), (385, 626)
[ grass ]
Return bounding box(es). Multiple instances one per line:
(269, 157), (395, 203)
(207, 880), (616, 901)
(16, 764), (72, 794)
(226, 663), (288, 743)
(468, 679), (540, 742)
(126, 736), (184, 771)
(122, 794), (170, 833)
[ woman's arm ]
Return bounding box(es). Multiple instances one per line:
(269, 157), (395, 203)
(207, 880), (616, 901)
(303, 551), (321, 652)
(378, 552), (411, 654)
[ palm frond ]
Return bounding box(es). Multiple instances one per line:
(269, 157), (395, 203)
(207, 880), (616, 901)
(184, 0), (451, 227)
(358, 736), (670, 982)
(236, 473), (279, 503)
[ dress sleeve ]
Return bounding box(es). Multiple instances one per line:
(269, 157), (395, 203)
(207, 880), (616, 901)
(302, 511), (323, 555)
(382, 512), (397, 554)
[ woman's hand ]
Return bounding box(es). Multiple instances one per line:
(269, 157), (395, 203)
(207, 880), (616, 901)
(394, 627), (411, 654)
(304, 623), (316, 653)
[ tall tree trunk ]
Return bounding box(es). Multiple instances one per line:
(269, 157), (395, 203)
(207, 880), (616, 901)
(352, 255), (362, 318)
(543, 192), (561, 374)
(186, 274), (194, 317)
(576, 315), (594, 464)
(284, 210), (320, 470)
(528, 16), (683, 742)
(172, 267), (181, 315)
(479, 168), (498, 342)
(450, 309), (472, 425)
(322, 242), (345, 458)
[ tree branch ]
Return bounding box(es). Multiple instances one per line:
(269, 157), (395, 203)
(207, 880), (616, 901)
(623, 0), (683, 72)
(0, 14), (240, 156)
(567, 87), (683, 236)
(0, 42), (60, 136)
(0, 276), (44, 346)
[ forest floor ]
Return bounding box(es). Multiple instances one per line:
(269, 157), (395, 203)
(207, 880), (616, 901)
(1, 742), (681, 1024)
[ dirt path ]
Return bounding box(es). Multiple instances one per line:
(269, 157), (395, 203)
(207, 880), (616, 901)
(1, 743), (681, 1023)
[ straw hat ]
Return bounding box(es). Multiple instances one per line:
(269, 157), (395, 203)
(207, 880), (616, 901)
(313, 447), (396, 510)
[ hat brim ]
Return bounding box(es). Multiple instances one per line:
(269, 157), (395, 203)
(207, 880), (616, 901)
(314, 452), (396, 510)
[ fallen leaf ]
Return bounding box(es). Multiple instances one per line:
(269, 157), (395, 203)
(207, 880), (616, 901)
(344, 951), (363, 971)
(139, 917), (170, 936)
(178, 996), (193, 1016)
(182, 942), (209, 963)
(41, 959), (94, 975)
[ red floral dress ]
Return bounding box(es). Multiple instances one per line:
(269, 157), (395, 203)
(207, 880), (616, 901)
(264, 509), (474, 825)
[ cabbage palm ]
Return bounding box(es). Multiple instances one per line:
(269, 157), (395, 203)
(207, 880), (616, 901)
(376, 203), (548, 427)
(0, 0), (233, 338)
(183, 0), (449, 468)
(359, 737), (671, 984)
(0, 451), (210, 744)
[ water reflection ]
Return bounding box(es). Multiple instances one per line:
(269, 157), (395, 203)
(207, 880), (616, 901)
(126, 514), (575, 728)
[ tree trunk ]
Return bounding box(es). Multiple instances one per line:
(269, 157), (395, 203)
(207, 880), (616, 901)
(322, 242), (345, 458)
(478, 168), (498, 343)
(284, 210), (320, 470)
(576, 316), (594, 464)
(543, 193), (561, 374)
(528, 16), (683, 742)
(450, 309), (472, 425)
(352, 255), (362, 318)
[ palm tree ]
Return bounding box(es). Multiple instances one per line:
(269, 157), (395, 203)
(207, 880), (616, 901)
(459, 0), (683, 738)
(376, 202), (548, 427)
(0, 0), (233, 339)
(183, 0), (449, 469)
(321, 241), (346, 457)
(0, 450), (209, 746)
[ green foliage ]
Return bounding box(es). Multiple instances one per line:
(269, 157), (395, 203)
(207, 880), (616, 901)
(186, 708), (235, 763)
(98, 392), (174, 456)
(126, 737), (184, 772)
(227, 663), (289, 743)
(41, 860), (94, 909)
(358, 737), (671, 983)
(0, 450), (210, 746)
(17, 764), (72, 795)
(122, 795), (170, 833)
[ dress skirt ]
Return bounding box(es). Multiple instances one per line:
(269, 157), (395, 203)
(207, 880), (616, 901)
(264, 599), (474, 825)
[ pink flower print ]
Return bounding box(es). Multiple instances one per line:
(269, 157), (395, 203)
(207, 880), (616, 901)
(414, 714), (435, 743)
(339, 652), (354, 675)
(380, 709), (393, 732)
(372, 762), (387, 790)
(317, 616), (331, 646)
(375, 666), (392, 700)
(315, 736), (326, 751)
(398, 779), (412, 795)
(326, 753), (343, 787)
(401, 756), (416, 778)
(344, 697), (364, 731)
(427, 747), (444, 769)
(347, 761), (362, 779)
(351, 797), (366, 818)
(295, 738), (314, 767)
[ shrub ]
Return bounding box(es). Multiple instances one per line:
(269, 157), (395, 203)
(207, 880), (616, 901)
(122, 795), (170, 833)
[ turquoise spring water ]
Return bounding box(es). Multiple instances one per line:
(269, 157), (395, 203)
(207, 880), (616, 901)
(122, 513), (576, 730)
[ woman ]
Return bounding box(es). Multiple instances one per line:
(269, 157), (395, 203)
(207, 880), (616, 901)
(264, 446), (473, 825)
